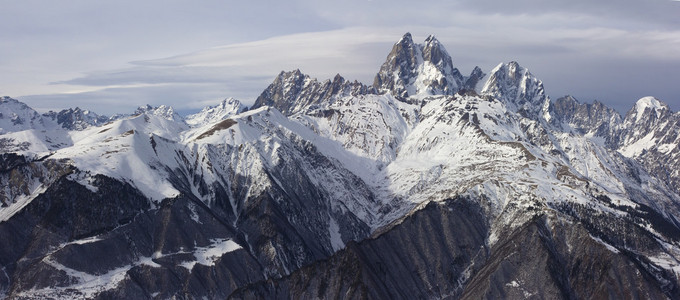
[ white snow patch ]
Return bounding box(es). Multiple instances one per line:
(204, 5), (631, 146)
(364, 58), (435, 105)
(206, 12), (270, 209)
(634, 96), (665, 121)
(0, 185), (47, 222)
(66, 173), (98, 193)
(328, 217), (345, 252)
(658, 143), (676, 155)
(26, 254), (161, 299)
(180, 239), (242, 270)
(187, 202), (201, 224)
(618, 132), (656, 157)
(589, 235), (620, 254)
(648, 253), (680, 277)
(65, 236), (103, 246)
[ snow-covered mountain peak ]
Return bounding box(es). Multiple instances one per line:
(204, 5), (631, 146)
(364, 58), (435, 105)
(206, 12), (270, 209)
(185, 97), (246, 127)
(618, 96), (676, 158)
(398, 32), (414, 43)
(3, 34), (680, 299)
(1, 96), (28, 107)
(134, 104), (184, 123)
(481, 61), (548, 120)
(42, 107), (111, 131)
(631, 96), (669, 122)
(373, 33), (482, 101)
(0, 96), (47, 134)
(251, 69), (312, 115)
(422, 35), (456, 76)
(635, 96), (665, 110)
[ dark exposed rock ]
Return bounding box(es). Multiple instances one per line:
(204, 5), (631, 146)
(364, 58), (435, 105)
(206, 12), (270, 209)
(42, 107), (111, 131)
(231, 198), (489, 299)
(251, 70), (374, 116)
(233, 198), (678, 299)
(464, 66), (486, 91)
(0, 170), (266, 299)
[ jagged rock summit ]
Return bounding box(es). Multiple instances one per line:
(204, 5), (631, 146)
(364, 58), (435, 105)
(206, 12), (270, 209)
(251, 69), (373, 115)
(373, 33), (485, 100)
(252, 33), (486, 117)
(481, 61), (549, 120)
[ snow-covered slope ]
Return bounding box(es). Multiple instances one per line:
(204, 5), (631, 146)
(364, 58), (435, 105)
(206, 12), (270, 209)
(0, 97), (51, 134)
(617, 97), (680, 194)
(185, 97), (246, 127)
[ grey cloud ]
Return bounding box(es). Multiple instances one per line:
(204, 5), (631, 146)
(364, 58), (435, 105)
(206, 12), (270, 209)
(3, 1), (679, 115)
(53, 67), (272, 86)
(18, 81), (260, 116)
(301, 0), (680, 29)
(453, 0), (680, 28)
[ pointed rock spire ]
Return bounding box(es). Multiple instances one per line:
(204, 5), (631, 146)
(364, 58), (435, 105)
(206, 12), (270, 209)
(251, 70), (310, 114)
(463, 66), (486, 91)
(422, 35), (454, 74)
(373, 33), (421, 99)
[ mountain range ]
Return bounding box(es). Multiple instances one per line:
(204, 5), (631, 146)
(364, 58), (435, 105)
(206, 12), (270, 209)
(1, 33), (679, 299)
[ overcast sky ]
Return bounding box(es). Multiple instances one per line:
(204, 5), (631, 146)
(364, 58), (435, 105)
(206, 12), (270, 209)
(2, 0), (679, 115)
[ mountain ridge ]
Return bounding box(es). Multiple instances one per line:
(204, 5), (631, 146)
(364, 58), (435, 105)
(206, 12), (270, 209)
(1, 33), (679, 299)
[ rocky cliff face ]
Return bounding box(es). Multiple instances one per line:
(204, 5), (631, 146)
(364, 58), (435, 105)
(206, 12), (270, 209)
(1, 33), (679, 299)
(42, 107), (111, 131)
(251, 70), (374, 116)
(617, 97), (680, 195)
(551, 95), (622, 147)
(481, 61), (549, 120)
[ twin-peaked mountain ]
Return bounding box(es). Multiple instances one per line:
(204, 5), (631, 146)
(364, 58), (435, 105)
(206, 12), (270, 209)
(1, 33), (679, 299)
(252, 33), (485, 116)
(373, 33), (483, 99)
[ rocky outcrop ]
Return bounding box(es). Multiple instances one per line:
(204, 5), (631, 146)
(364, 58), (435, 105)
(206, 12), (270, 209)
(481, 61), (549, 120)
(373, 33), (484, 101)
(251, 70), (374, 116)
(42, 107), (111, 131)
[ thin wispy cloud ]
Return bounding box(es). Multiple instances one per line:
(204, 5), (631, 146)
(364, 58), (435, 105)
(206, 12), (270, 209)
(3, 0), (679, 114)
